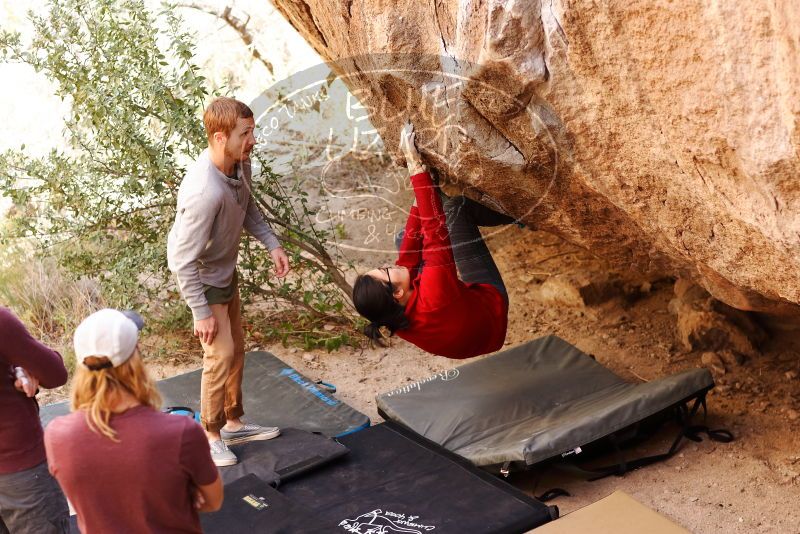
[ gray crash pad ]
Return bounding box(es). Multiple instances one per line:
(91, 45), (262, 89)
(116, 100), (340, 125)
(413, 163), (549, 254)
(377, 335), (713, 469)
(41, 351), (370, 438)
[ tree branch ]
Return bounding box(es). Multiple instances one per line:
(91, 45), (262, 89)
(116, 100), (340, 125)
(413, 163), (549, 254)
(250, 194), (353, 296)
(243, 284), (344, 321)
(174, 2), (274, 74)
(276, 233), (353, 297)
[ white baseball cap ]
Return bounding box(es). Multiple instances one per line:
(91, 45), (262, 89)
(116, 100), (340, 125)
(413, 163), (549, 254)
(73, 309), (145, 368)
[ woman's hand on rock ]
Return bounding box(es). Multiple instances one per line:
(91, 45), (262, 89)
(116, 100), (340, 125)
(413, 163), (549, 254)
(399, 121), (425, 174)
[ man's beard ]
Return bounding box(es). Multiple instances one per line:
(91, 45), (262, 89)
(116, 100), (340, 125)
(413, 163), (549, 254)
(224, 144), (251, 162)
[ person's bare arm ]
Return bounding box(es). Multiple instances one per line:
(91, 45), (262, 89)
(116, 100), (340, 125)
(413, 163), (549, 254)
(182, 422), (224, 512)
(193, 475), (223, 513)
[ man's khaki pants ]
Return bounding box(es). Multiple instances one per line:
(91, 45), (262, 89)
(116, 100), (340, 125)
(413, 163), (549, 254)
(199, 289), (245, 432)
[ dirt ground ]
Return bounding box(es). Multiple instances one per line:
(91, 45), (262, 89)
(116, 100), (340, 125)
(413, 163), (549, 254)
(40, 156), (800, 533)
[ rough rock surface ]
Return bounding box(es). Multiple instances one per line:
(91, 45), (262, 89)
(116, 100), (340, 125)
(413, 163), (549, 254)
(670, 279), (766, 360)
(271, 0), (800, 317)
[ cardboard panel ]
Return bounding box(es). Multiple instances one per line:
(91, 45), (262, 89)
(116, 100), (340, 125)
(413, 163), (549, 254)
(533, 491), (690, 534)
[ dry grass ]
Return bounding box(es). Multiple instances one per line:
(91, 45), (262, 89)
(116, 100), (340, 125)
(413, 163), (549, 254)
(0, 248), (105, 372)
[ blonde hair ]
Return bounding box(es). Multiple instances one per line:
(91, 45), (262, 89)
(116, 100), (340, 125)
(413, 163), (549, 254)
(203, 97), (253, 142)
(70, 349), (161, 441)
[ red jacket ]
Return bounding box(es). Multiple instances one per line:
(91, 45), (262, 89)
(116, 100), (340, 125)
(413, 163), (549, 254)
(394, 171), (508, 358)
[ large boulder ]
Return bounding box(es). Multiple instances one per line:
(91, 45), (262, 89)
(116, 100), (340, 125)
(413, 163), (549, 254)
(271, 0), (800, 317)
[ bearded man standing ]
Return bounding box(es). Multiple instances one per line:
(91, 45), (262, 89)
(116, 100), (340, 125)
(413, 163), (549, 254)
(168, 97), (290, 466)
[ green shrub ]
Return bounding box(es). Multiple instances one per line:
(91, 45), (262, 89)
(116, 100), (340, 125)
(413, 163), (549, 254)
(0, 0), (357, 349)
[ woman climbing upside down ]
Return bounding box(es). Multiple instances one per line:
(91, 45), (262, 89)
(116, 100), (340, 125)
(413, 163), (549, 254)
(352, 123), (517, 359)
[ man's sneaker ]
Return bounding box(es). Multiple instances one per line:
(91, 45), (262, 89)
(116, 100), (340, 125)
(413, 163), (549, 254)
(220, 423), (281, 446)
(209, 439), (237, 467)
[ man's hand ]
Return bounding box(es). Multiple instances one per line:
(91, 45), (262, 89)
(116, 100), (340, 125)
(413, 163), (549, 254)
(399, 122), (425, 175)
(14, 367), (39, 398)
(270, 247), (290, 278)
(194, 316), (218, 345)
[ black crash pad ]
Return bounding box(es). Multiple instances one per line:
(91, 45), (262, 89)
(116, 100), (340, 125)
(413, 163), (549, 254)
(277, 422), (557, 533)
(41, 351), (370, 438)
(201, 474), (328, 533)
(219, 427), (348, 485)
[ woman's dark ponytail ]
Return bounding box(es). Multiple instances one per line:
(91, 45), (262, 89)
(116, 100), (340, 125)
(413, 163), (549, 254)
(362, 322), (385, 345)
(353, 274), (410, 345)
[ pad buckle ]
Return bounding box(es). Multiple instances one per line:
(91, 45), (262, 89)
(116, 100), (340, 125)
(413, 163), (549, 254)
(500, 461), (511, 477)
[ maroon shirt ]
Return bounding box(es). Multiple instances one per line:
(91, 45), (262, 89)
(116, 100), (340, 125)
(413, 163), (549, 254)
(45, 406), (219, 534)
(395, 172), (508, 358)
(0, 307), (68, 474)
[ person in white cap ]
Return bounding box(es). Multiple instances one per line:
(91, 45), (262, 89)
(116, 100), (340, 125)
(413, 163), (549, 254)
(44, 309), (223, 534)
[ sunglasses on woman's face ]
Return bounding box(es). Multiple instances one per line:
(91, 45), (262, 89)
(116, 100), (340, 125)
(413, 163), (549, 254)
(383, 267), (392, 286)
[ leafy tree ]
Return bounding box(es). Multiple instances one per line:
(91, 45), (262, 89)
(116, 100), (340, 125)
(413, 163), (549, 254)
(0, 0), (357, 349)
